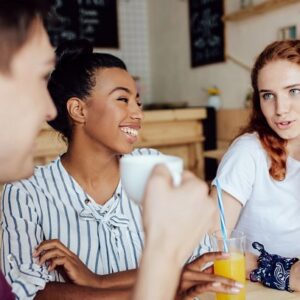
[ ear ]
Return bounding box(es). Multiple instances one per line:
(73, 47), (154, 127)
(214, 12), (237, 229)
(66, 97), (87, 124)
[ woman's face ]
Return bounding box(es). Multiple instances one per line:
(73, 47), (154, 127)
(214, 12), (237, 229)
(0, 19), (56, 183)
(82, 67), (143, 154)
(258, 59), (300, 144)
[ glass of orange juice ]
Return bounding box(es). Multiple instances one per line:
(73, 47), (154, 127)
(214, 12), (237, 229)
(210, 229), (246, 300)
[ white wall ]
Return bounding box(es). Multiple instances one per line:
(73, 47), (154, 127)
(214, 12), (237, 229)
(148, 0), (300, 108)
(97, 0), (152, 103)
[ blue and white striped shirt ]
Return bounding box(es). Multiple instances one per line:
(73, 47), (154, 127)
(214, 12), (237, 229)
(1, 148), (161, 299)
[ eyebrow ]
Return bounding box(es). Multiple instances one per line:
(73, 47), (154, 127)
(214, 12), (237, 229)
(109, 86), (139, 98)
(259, 89), (272, 93)
(259, 84), (300, 93)
(284, 83), (300, 89)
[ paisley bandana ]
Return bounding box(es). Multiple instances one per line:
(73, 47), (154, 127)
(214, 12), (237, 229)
(249, 242), (299, 292)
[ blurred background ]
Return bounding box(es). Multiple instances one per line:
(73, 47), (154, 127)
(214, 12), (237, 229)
(34, 0), (300, 181)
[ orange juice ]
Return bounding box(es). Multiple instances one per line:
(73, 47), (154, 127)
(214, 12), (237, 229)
(214, 252), (246, 300)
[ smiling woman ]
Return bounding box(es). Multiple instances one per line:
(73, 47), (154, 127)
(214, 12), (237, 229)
(1, 39), (148, 300)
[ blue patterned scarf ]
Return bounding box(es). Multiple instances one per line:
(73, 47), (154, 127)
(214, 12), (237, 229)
(250, 242), (298, 292)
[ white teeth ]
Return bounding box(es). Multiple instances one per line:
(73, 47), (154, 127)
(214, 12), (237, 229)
(120, 127), (138, 137)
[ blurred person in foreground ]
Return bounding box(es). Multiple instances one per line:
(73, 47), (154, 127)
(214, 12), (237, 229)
(0, 0), (56, 298)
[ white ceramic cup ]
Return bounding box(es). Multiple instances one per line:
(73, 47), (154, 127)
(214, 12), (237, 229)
(120, 154), (184, 204)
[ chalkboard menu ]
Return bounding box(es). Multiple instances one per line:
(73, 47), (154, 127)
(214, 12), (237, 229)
(47, 0), (119, 48)
(188, 0), (225, 67)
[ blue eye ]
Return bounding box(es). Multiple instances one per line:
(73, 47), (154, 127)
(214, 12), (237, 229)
(262, 93), (274, 101)
(289, 88), (300, 96)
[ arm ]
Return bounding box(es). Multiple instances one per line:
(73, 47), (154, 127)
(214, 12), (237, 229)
(209, 187), (243, 232)
(209, 187), (258, 278)
(35, 282), (131, 300)
(132, 166), (218, 300)
(209, 136), (258, 233)
(97, 269), (136, 289)
(34, 239), (137, 290)
(1, 184), (51, 300)
(133, 239), (182, 300)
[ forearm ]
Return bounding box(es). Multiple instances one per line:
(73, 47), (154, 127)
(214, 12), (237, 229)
(132, 242), (182, 300)
(35, 282), (131, 300)
(98, 269), (137, 289)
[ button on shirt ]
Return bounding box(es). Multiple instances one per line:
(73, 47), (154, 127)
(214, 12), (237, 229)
(1, 148), (159, 299)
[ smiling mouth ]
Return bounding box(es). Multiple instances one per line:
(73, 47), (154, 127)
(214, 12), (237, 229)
(120, 127), (139, 137)
(275, 121), (294, 129)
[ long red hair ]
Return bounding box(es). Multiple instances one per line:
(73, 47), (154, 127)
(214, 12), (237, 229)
(240, 40), (300, 180)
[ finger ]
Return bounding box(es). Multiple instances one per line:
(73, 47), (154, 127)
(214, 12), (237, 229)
(180, 171), (196, 183)
(149, 164), (173, 186)
(34, 239), (60, 255)
(188, 252), (230, 270)
(35, 239), (72, 254)
(184, 281), (242, 297)
(182, 270), (241, 288)
(202, 266), (213, 274)
(38, 249), (69, 266)
(35, 245), (71, 261)
(34, 240), (74, 257)
(47, 257), (72, 272)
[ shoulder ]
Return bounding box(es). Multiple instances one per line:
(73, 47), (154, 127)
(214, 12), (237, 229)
(4, 157), (60, 193)
(218, 133), (265, 172)
(228, 133), (263, 154)
(124, 148), (161, 157)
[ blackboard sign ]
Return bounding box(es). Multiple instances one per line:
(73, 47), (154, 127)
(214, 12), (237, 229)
(188, 0), (225, 67)
(47, 0), (119, 48)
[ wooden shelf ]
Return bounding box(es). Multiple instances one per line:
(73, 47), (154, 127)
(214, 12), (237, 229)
(223, 0), (300, 22)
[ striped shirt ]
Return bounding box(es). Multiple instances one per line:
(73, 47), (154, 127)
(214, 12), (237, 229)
(0, 148), (209, 299)
(1, 148), (159, 299)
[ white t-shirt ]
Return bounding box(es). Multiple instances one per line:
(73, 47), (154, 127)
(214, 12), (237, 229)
(213, 133), (300, 257)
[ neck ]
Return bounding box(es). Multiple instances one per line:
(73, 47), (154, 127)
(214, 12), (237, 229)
(61, 136), (120, 204)
(287, 138), (300, 160)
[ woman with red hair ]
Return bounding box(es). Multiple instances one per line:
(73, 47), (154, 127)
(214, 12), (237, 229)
(211, 40), (300, 291)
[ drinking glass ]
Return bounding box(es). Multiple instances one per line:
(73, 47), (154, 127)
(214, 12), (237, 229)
(210, 229), (246, 300)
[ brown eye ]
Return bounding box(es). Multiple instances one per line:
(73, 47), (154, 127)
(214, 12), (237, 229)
(117, 97), (129, 103)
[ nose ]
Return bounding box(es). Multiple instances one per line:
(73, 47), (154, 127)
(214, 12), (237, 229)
(45, 94), (57, 121)
(275, 97), (290, 116)
(130, 102), (144, 121)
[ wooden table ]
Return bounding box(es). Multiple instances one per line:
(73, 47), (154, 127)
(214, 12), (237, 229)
(199, 281), (300, 299)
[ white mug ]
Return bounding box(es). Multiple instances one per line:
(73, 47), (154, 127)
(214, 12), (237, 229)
(120, 154), (184, 204)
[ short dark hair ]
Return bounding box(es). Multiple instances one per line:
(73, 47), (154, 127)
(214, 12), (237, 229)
(47, 39), (127, 141)
(0, 0), (50, 73)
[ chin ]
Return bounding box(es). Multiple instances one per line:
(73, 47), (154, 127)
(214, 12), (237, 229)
(14, 160), (35, 182)
(276, 131), (299, 141)
(118, 145), (136, 155)
(0, 154), (35, 184)
(0, 169), (34, 184)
